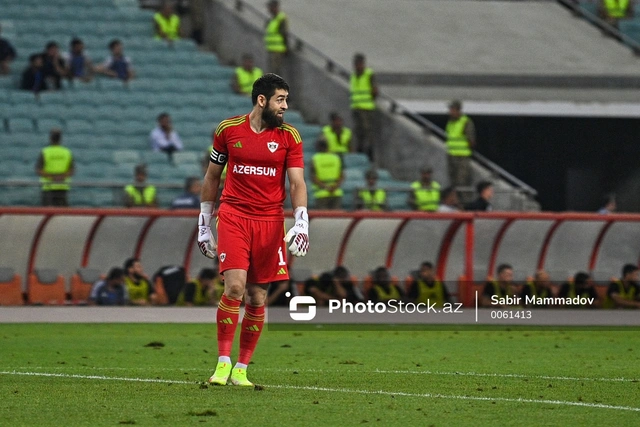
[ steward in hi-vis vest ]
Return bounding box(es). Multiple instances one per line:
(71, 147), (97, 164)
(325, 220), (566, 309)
(153, 2), (181, 40)
(36, 128), (74, 206)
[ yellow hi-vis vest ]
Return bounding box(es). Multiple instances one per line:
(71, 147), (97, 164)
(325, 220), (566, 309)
(40, 145), (72, 191)
(603, 280), (637, 308)
(358, 188), (386, 211)
(235, 66), (263, 94)
(264, 12), (287, 53)
(322, 125), (352, 154)
(154, 13), (180, 40)
(312, 152), (343, 199)
(604, 0), (630, 18)
(124, 276), (150, 302)
(350, 68), (376, 110)
(176, 279), (209, 306)
(525, 281), (551, 299)
(445, 115), (472, 157)
(124, 184), (156, 206)
(415, 279), (446, 307)
(373, 284), (401, 302)
(411, 181), (440, 211)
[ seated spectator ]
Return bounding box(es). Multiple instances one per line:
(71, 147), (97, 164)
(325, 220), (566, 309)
(177, 268), (222, 306)
(558, 272), (600, 308)
(64, 38), (93, 82)
(356, 169), (388, 211)
(149, 112), (183, 159)
(406, 261), (451, 307)
(408, 167), (440, 212)
(311, 139), (344, 210)
(366, 266), (404, 303)
(520, 270), (556, 307)
(96, 39), (135, 81)
(599, 0), (633, 29)
(332, 265), (364, 304)
(232, 53), (263, 95)
(123, 258), (157, 305)
(41, 41), (68, 90)
(320, 112), (353, 154)
(437, 186), (462, 212)
(124, 164), (157, 208)
(154, 1), (181, 41)
(480, 263), (516, 307)
(597, 194), (616, 214)
(171, 176), (201, 209)
(604, 264), (640, 309)
(304, 272), (336, 306)
(89, 267), (128, 306)
(267, 279), (297, 306)
(21, 54), (47, 93)
(464, 180), (493, 211)
(0, 24), (17, 75)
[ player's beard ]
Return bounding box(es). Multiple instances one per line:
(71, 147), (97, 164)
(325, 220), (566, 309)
(262, 105), (283, 128)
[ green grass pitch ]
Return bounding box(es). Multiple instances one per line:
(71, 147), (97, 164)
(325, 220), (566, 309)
(1, 324), (639, 426)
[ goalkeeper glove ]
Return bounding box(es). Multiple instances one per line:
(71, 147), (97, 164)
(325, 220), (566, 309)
(197, 202), (217, 259)
(284, 207), (309, 257)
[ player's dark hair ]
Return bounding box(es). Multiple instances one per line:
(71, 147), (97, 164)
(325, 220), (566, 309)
(421, 261), (433, 269)
(496, 263), (512, 275)
(251, 73), (289, 106)
(353, 53), (366, 63)
(622, 263), (639, 278)
(574, 271), (590, 286)
(198, 268), (216, 280)
(329, 112), (341, 122)
(123, 257), (139, 272)
(107, 267), (124, 281)
(477, 180), (493, 194)
(49, 128), (62, 143)
(109, 39), (121, 50)
(29, 53), (41, 64)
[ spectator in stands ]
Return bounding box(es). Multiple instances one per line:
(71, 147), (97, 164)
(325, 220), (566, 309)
(232, 53), (263, 96)
(304, 272), (337, 306)
(406, 261), (451, 307)
(89, 267), (128, 306)
(446, 100), (476, 189)
(520, 270), (557, 308)
(597, 194), (616, 214)
(20, 54), (47, 93)
(604, 264), (640, 309)
(65, 38), (93, 83)
(464, 180), (493, 211)
(149, 112), (184, 159)
(178, 268), (223, 306)
(311, 139), (344, 209)
(320, 112), (353, 155)
(408, 167), (441, 212)
(437, 186), (462, 212)
(333, 265), (364, 304)
(41, 41), (68, 90)
(480, 263), (516, 307)
(123, 257), (157, 305)
(154, 1), (181, 42)
(123, 164), (157, 208)
(96, 39), (135, 82)
(599, 0), (633, 29)
(0, 24), (17, 75)
(264, 0), (289, 76)
(356, 169), (388, 211)
(558, 272), (600, 308)
(171, 176), (201, 209)
(350, 53), (378, 161)
(367, 266), (404, 303)
(267, 279), (297, 306)
(36, 128), (74, 207)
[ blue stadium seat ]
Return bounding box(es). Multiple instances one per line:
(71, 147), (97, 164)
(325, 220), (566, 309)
(343, 168), (365, 181)
(73, 161), (113, 179)
(36, 119), (65, 134)
(74, 148), (114, 165)
(112, 149), (141, 164)
(142, 151), (170, 165)
(172, 151), (200, 165)
(65, 119), (94, 134)
(342, 153), (371, 169)
(8, 118), (36, 133)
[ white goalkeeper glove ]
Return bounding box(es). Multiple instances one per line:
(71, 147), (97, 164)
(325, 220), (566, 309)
(284, 207), (309, 257)
(197, 202), (217, 259)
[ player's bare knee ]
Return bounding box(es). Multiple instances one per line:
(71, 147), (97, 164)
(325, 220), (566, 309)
(224, 282), (245, 300)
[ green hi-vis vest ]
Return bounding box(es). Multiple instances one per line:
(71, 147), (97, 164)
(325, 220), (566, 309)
(603, 280), (638, 308)
(525, 281), (551, 299)
(604, 0), (629, 18)
(411, 181), (440, 211)
(235, 67), (263, 95)
(124, 184), (156, 206)
(445, 115), (471, 157)
(154, 13), (180, 40)
(176, 279), (210, 306)
(373, 284), (401, 302)
(312, 152), (344, 199)
(322, 125), (352, 154)
(415, 279), (446, 307)
(358, 188), (386, 211)
(350, 68), (376, 110)
(125, 277), (150, 302)
(264, 12), (287, 53)
(491, 281), (513, 298)
(564, 282), (593, 300)
(40, 145), (72, 191)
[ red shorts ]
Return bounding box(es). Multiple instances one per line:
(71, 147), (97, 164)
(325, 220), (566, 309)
(216, 211), (289, 284)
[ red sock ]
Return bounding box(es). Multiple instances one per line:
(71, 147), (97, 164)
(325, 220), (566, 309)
(216, 294), (241, 358)
(238, 304), (265, 365)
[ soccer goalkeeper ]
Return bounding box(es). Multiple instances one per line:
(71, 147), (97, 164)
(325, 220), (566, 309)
(198, 73), (309, 387)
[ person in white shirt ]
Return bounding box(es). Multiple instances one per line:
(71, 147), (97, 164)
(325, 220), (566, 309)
(149, 112), (183, 159)
(437, 186), (462, 213)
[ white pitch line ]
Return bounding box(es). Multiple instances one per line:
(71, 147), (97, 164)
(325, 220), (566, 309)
(1, 370), (639, 413)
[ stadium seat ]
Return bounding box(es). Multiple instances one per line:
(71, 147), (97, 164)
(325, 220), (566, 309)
(70, 267), (102, 304)
(27, 268), (67, 305)
(36, 118), (64, 133)
(342, 153), (370, 169)
(113, 149), (141, 164)
(66, 119), (95, 134)
(0, 267), (24, 305)
(343, 168), (365, 181)
(8, 118), (36, 133)
(172, 151), (200, 165)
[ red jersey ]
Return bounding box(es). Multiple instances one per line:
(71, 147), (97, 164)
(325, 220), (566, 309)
(210, 114), (304, 220)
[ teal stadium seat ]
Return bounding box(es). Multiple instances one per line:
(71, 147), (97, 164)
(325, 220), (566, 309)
(65, 119), (94, 134)
(74, 162), (112, 179)
(9, 118), (36, 133)
(112, 149), (141, 164)
(172, 151), (200, 165)
(36, 119), (64, 134)
(342, 153), (370, 169)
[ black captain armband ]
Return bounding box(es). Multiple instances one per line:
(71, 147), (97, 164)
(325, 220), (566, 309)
(210, 148), (228, 165)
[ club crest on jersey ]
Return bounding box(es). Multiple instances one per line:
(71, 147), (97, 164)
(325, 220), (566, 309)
(267, 141), (278, 153)
(219, 253), (226, 263)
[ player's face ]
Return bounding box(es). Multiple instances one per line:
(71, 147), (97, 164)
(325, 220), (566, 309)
(499, 268), (513, 283)
(262, 89), (288, 128)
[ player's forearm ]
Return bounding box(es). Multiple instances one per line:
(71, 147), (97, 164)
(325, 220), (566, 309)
(289, 180), (308, 210)
(201, 174), (220, 204)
